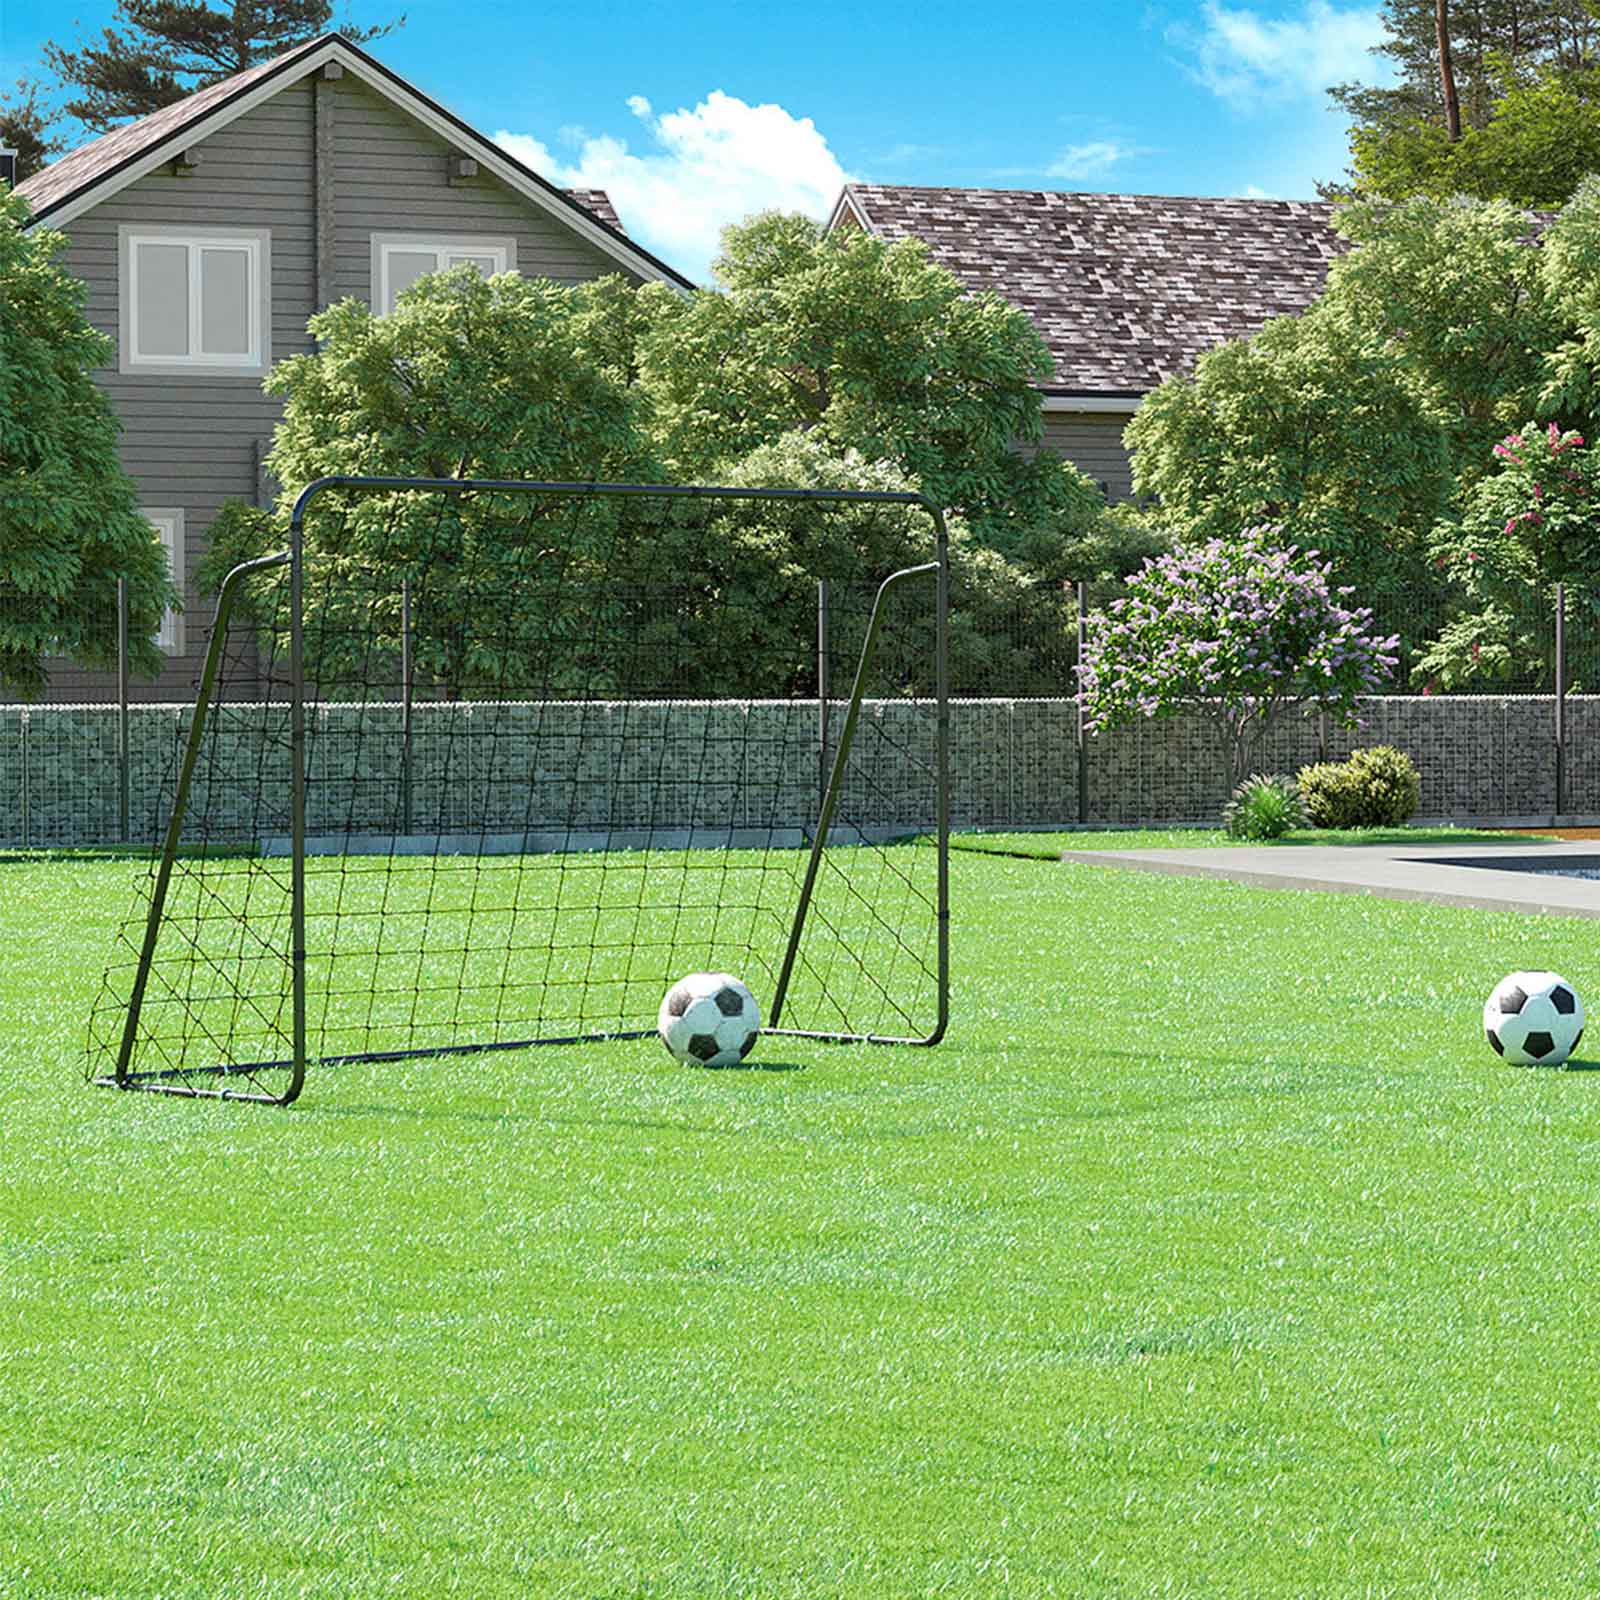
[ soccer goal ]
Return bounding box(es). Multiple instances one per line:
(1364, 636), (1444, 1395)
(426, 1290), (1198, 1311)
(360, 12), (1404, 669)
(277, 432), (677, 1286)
(87, 477), (950, 1105)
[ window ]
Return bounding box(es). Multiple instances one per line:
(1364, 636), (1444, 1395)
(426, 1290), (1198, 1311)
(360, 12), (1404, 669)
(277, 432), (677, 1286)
(145, 509), (184, 652)
(120, 228), (269, 374)
(371, 234), (514, 315)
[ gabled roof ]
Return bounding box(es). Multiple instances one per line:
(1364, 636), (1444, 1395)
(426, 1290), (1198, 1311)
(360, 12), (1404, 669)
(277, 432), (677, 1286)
(17, 33), (689, 289)
(831, 183), (1348, 401)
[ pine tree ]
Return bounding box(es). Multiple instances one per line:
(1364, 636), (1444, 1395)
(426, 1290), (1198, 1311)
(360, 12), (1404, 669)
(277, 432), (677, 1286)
(0, 79), (67, 183)
(1325, 0), (1600, 201)
(1330, 0), (1600, 140)
(44, 1), (403, 135)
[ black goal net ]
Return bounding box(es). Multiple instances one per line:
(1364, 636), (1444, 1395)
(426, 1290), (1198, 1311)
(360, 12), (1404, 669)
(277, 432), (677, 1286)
(87, 478), (949, 1104)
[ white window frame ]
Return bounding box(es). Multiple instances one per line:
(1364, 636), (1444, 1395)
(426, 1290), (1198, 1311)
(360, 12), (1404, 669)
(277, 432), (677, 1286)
(119, 226), (271, 376)
(370, 233), (515, 315)
(145, 508), (184, 653)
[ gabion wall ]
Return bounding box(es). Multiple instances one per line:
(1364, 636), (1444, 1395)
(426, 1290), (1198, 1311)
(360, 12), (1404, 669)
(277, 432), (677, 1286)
(0, 696), (1590, 850)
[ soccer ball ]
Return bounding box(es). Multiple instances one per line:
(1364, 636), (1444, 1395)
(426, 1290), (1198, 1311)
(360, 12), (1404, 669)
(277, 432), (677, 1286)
(1483, 971), (1585, 1065)
(657, 972), (761, 1067)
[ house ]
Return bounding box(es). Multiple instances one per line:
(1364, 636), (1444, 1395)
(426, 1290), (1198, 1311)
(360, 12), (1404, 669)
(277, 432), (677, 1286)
(827, 184), (1348, 500)
(15, 32), (693, 702)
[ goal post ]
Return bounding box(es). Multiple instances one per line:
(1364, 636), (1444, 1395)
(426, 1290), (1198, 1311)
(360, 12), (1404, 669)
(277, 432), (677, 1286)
(88, 476), (950, 1106)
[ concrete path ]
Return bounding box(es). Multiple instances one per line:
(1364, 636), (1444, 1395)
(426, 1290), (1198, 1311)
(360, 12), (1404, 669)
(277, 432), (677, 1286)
(1057, 840), (1600, 919)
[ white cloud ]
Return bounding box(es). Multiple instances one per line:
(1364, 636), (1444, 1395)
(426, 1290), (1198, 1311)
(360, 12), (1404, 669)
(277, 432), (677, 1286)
(1238, 182), (1281, 198)
(1045, 140), (1144, 180)
(1171, 0), (1387, 108)
(495, 90), (851, 283)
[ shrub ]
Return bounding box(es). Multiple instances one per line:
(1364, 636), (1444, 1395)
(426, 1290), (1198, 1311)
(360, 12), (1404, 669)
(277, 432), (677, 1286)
(1295, 760), (1365, 829)
(1297, 745), (1420, 828)
(1346, 745), (1421, 825)
(1222, 774), (1308, 840)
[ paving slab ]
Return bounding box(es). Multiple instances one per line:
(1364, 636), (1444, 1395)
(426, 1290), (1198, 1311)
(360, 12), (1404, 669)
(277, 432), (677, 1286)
(1056, 840), (1600, 919)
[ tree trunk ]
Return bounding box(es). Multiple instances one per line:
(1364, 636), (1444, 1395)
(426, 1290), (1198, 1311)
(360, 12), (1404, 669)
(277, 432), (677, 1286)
(1437, 0), (1463, 142)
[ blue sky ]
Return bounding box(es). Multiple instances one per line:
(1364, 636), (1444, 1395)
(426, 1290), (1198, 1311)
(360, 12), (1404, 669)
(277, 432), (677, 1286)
(2, 0), (1397, 279)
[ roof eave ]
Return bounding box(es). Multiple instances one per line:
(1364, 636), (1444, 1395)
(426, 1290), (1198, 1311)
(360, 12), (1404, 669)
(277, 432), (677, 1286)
(1040, 390), (1144, 413)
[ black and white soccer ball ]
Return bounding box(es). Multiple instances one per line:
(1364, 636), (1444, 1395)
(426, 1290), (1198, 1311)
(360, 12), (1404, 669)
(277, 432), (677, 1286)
(1483, 970), (1585, 1066)
(657, 972), (761, 1067)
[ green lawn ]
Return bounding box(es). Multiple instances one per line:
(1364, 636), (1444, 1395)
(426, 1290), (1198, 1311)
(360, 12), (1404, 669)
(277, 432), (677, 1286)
(6, 836), (1600, 1596)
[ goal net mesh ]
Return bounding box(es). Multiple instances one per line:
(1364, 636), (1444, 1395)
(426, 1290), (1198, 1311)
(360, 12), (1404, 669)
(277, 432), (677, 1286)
(87, 483), (946, 1102)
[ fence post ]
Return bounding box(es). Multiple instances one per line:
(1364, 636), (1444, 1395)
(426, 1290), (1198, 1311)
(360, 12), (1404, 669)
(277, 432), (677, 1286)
(817, 578), (830, 821)
(117, 577), (130, 843)
(19, 708), (28, 850)
(1555, 581), (1567, 818)
(1076, 580), (1089, 824)
(400, 577), (414, 836)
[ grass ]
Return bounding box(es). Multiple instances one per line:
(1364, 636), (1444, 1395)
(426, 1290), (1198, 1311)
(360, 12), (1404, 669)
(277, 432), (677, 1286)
(7, 835), (1600, 1596)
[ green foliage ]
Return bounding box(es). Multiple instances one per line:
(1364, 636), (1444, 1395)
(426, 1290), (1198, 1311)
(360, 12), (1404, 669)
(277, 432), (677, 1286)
(1414, 421), (1599, 688)
(1221, 773), (1307, 840)
(1080, 530), (1399, 788)
(1328, 196), (1564, 475)
(43, 0), (402, 134)
(0, 188), (174, 698)
(1297, 746), (1421, 828)
(1349, 69), (1600, 208)
(1329, 1), (1600, 201)
(200, 268), (662, 698)
(1124, 307), (1453, 599)
(689, 433), (1050, 696)
(1536, 176), (1600, 427)
(0, 77), (66, 183)
(208, 241), (1093, 698)
(637, 211), (1108, 582)
(1125, 190), (1589, 679)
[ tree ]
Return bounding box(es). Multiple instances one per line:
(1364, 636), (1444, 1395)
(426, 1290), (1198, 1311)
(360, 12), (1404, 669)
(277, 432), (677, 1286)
(1325, 194), (1565, 473)
(1414, 420), (1600, 687)
(1329, 0), (1600, 203)
(1078, 531), (1399, 789)
(1331, 0), (1600, 144)
(1123, 305), (1455, 603)
(45, 0), (402, 134)
(201, 266), (1049, 698)
(0, 79), (67, 184)
(1126, 193), (1576, 581)
(0, 189), (175, 697)
(635, 212), (1116, 584)
(200, 267), (661, 697)
(1348, 66), (1600, 205)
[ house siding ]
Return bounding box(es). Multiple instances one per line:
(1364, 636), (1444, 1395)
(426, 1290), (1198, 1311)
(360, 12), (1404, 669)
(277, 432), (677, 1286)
(48, 79), (317, 702)
(39, 68), (644, 705)
(331, 75), (625, 299)
(1035, 412), (1136, 502)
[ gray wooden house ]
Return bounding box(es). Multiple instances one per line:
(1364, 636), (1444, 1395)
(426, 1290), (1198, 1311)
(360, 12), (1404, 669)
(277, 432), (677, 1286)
(828, 184), (1346, 500)
(16, 32), (692, 702)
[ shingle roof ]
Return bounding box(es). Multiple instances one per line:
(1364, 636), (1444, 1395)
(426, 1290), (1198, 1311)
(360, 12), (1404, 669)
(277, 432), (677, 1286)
(14, 36), (325, 218)
(838, 183), (1349, 397)
(566, 189), (624, 233)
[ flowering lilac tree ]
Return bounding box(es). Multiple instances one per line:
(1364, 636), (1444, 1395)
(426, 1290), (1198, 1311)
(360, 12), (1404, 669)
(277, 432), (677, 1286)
(1078, 529), (1399, 789)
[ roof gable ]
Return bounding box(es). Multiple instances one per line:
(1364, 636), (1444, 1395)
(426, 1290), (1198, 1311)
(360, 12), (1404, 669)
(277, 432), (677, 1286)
(17, 34), (688, 289)
(833, 183), (1347, 398)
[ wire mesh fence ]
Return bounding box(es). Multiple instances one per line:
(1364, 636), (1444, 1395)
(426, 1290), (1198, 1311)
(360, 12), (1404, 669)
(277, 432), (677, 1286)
(10, 554), (1600, 844)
